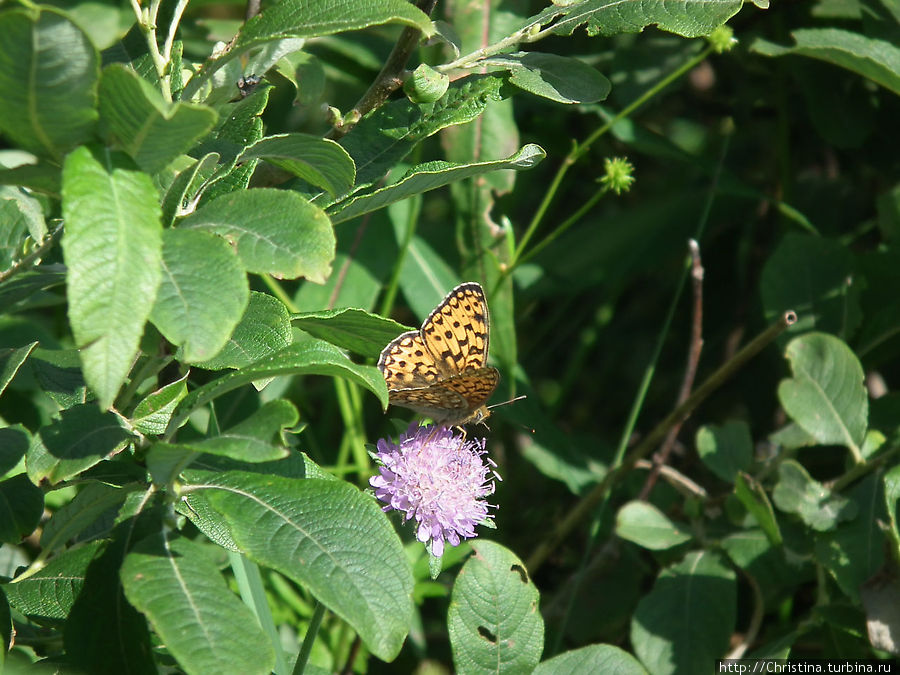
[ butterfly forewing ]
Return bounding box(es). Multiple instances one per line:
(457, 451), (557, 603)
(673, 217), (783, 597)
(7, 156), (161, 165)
(420, 282), (490, 376)
(378, 331), (439, 389)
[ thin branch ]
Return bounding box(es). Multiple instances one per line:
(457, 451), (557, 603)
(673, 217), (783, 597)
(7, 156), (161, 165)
(526, 310), (798, 573)
(638, 239), (704, 500)
(339, 636), (363, 675)
(726, 570), (765, 659)
(328, 0), (438, 139)
(633, 459), (708, 499)
(244, 0), (261, 21)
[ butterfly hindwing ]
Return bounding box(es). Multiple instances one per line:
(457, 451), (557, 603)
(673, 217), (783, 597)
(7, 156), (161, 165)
(388, 385), (469, 417)
(438, 367), (499, 410)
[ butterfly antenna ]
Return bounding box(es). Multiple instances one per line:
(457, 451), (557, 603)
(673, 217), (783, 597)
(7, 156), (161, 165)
(487, 395), (527, 411)
(487, 395), (533, 434)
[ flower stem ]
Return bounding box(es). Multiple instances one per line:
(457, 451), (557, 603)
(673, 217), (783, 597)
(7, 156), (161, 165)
(292, 601), (326, 675)
(510, 43), (715, 271)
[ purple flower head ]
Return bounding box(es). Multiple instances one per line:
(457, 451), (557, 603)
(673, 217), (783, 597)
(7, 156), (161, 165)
(370, 424), (498, 557)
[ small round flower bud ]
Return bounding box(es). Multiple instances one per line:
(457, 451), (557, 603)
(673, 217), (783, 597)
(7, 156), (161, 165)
(403, 64), (450, 103)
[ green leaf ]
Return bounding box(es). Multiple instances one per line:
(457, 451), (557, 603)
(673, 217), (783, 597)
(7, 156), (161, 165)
(39, 482), (129, 552)
(64, 509), (157, 674)
(0, 189), (44, 269)
(631, 550), (736, 675)
(0, 426), (30, 476)
(769, 422), (818, 451)
(0, 341), (37, 397)
(489, 52), (611, 104)
(446, 540), (544, 674)
(121, 533), (275, 675)
(195, 87), (269, 202)
(0, 265), (66, 312)
(2, 540), (105, 621)
(814, 475), (885, 602)
(752, 29), (900, 96)
(61, 146), (163, 409)
(1, 185), (46, 242)
(533, 644), (647, 675)
(237, 0), (433, 46)
(167, 399), (296, 463)
(760, 233), (860, 339)
(778, 332), (868, 456)
(203, 399), (297, 457)
(0, 474), (43, 544)
(194, 291), (292, 371)
(329, 144), (545, 224)
(184, 0), (432, 100)
(545, 0), (744, 39)
(179, 489), (240, 552)
(239, 134), (355, 197)
(0, 162), (62, 197)
(204, 472), (414, 661)
(149, 228), (249, 363)
(180, 188), (335, 282)
(0, 8), (98, 159)
(30, 347), (90, 409)
(340, 74), (507, 187)
(860, 429), (885, 460)
(292, 308), (410, 359)
(696, 420), (753, 483)
(98, 64), (218, 173)
(131, 374), (189, 436)
(734, 473), (783, 546)
(0, 585), (10, 661)
(160, 152), (219, 226)
(772, 460), (857, 531)
(168, 340), (388, 435)
(26, 403), (131, 485)
(884, 464), (900, 561)
(721, 529), (808, 615)
(615, 500), (692, 550)
(147, 443), (200, 487)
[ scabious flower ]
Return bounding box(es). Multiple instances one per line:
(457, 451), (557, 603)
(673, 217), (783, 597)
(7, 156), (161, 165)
(370, 424), (498, 557)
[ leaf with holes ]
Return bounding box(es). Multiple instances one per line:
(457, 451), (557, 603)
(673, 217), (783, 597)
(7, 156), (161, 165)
(448, 540), (544, 674)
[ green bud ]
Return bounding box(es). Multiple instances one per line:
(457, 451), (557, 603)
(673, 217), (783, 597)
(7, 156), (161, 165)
(599, 157), (635, 195)
(403, 64), (450, 103)
(708, 25), (737, 54)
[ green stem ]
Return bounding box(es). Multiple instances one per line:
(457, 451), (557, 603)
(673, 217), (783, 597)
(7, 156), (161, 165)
(378, 184), (422, 318)
(830, 443), (900, 493)
(292, 602), (326, 675)
(514, 184), (606, 270)
(333, 378), (369, 485)
(115, 354), (175, 412)
(510, 43), (715, 270)
(230, 552), (290, 675)
(262, 275), (298, 313)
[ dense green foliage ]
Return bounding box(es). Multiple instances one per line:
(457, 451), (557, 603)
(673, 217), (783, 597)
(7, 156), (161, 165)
(1, 0), (898, 672)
